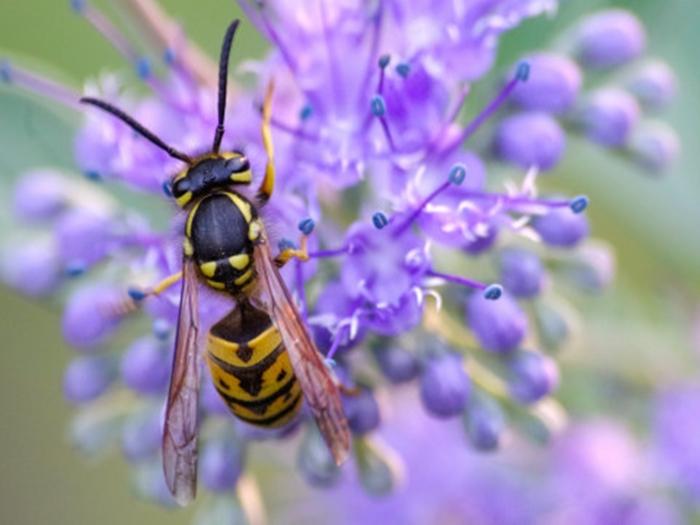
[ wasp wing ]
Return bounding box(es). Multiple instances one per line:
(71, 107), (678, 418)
(162, 256), (201, 506)
(253, 232), (351, 465)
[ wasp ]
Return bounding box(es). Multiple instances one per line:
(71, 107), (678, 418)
(80, 19), (350, 505)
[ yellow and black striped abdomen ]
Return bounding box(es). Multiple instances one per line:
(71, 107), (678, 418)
(206, 303), (302, 428)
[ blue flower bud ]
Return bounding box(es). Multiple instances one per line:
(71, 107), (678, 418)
(511, 53), (582, 114)
(355, 437), (402, 496)
(298, 217), (315, 235)
(463, 393), (506, 451)
(533, 207), (589, 248)
(578, 88), (640, 147)
(467, 291), (528, 353)
(120, 337), (170, 395)
(563, 241), (616, 292)
(507, 349), (559, 404)
(133, 460), (177, 507)
(572, 9), (646, 69)
(1, 241), (61, 297)
(372, 345), (420, 383)
(62, 286), (123, 349)
(343, 387), (381, 435)
(498, 248), (544, 299)
(121, 408), (161, 463)
(420, 353), (471, 418)
(201, 439), (245, 492)
(533, 301), (570, 352)
(626, 60), (677, 110)
(628, 122), (680, 173)
(371, 95), (387, 117)
(297, 424), (341, 487)
(372, 211), (389, 230)
(493, 112), (566, 171)
(63, 356), (116, 404)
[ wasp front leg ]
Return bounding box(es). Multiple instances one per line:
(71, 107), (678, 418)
(274, 235), (310, 268)
(257, 79), (276, 204)
(128, 271), (183, 303)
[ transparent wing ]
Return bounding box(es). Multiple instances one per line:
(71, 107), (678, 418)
(253, 230), (351, 465)
(162, 256), (201, 506)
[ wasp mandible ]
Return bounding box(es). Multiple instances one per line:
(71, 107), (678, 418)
(80, 19), (351, 506)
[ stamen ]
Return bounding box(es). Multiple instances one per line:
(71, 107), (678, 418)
(128, 287), (147, 302)
(357, 2), (384, 104)
(326, 324), (348, 361)
(443, 61), (531, 155)
(0, 60), (82, 110)
(427, 270), (503, 300)
(299, 103), (313, 121)
(370, 95), (396, 151)
(455, 189), (583, 213)
(308, 246), (349, 259)
(569, 195), (589, 214)
(395, 62), (411, 78)
(72, 1), (140, 65)
(65, 261), (87, 277)
(377, 54), (390, 94)
(393, 163), (467, 236)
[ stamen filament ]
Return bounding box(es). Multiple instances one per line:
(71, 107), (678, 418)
(268, 115), (320, 142)
(1, 62), (81, 110)
(427, 269), (487, 291)
(308, 246), (349, 259)
(393, 181), (451, 236)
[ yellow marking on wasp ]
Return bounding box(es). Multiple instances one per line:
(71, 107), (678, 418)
(248, 220), (261, 241)
(226, 193), (252, 223)
(234, 268), (254, 286)
(228, 254), (249, 270)
(176, 191), (193, 208)
(221, 152), (239, 160)
(183, 237), (194, 256)
(207, 279), (226, 290)
(200, 261), (217, 278)
(258, 79), (276, 201)
(228, 381), (302, 423)
(231, 171), (252, 184)
(206, 346), (295, 403)
(185, 200), (202, 237)
(207, 326), (281, 368)
(172, 169), (188, 183)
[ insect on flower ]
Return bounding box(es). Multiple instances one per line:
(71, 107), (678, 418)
(80, 19), (350, 506)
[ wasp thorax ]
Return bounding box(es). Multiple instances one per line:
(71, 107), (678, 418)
(172, 153), (252, 207)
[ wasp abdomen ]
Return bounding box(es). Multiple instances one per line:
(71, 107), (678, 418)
(206, 303), (302, 428)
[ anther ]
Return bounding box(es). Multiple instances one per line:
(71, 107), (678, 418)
(516, 61), (531, 82)
(396, 62), (411, 78)
(84, 170), (101, 182)
(483, 284), (504, 300)
(299, 103), (313, 121)
(136, 57), (151, 80)
(372, 212), (389, 230)
(378, 54), (391, 69)
(371, 95), (387, 117)
(298, 217), (315, 235)
(448, 164), (467, 185)
(128, 288), (147, 302)
(65, 261), (86, 277)
(569, 195), (589, 214)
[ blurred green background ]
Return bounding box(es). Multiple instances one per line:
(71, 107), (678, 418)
(1, 1), (698, 524)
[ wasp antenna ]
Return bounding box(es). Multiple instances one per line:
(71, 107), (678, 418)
(212, 19), (241, 154)
(80, 97), (193, 164)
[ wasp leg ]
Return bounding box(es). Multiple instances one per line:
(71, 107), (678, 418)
(275, 235), (309, 268)
(130, 271), (183, 302)
(256, 79), (276, 204)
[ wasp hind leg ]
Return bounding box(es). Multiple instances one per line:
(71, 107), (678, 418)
(256, 79), (276, 204)
(275, 234), (310, 268)
(128, 271), (183, 303)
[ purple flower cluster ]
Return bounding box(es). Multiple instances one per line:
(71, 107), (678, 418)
(0, 0), (679, 515)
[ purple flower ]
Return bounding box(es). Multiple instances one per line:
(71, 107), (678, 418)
(506, 349), (559, 404)
(498, 247), (545, 298)
(62, 285), (126, 349)
(420, 352), (471, 418)
(344, 387), (382, 435)
(494, 111), (566, 170)
(626, 60), (677, 110)
(578, 88), (641, 147)
(571, 9), (646, 69)
(372, 343), (420, 384)
(200, 438), (245, 492)
(63, 355), (116, 404)
(533, 206), (589, 248)
(120, 337), (170, 396)
(510, 52), (582, 114)
(628, 122), (680, 173)
(467, 291), (528, 353)
(463, 393), (505, 451)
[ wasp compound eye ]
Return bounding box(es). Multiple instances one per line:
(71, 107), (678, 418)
(226, 156), (250, 173)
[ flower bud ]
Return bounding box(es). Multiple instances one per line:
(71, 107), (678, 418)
(420, 352), (471, 418)
(533, 302), (570, 352)
(121, 408), (161, 462)
(578, 88), (640, 147)
(372, 344), (420, 383)
(510, 53), (582, 114)
(297, 424), (341, 487)
(62, 285), (124, 349)
(12, 169), (68, 222)
(533, 207), (589, 248)
(343, 387), (381, 435)
(63, 355), (116, 404)
(493, 112), (565, 171)
(467, 291), (528, 353)
(463, 393), (506, 452)
(626, 60), (677, 110)
(572, 9), (646, 69)
(463, 225), (498, 255)
(563, 241), (616, 292)
(1, 240), (61, 297)
(628, 122), (680, 173)
(201, 438), (245, 492)
(498, 248), (544, 299)
(120, 337), (170, 395)
(54, 209), (116, 269)
(507, 350), (559, 404)
(354, 437), (402, 496)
